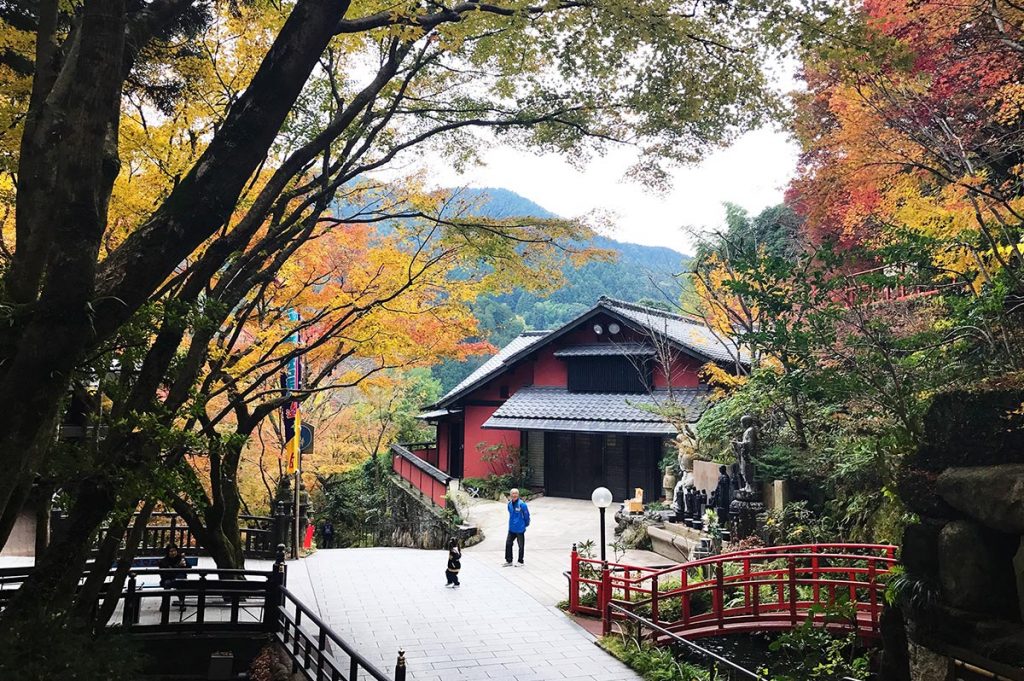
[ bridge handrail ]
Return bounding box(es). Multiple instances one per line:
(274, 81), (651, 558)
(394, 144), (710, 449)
(607, 602), (765, 680)
(390, 443), (449, 484)
(576, 543), (897, 586)
(278, 585), (404, 681)
(569, 542), (897, 642)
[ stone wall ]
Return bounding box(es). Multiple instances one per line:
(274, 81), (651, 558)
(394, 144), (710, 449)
(375, 475), (477, 550)
(889, 389), (1024, 680)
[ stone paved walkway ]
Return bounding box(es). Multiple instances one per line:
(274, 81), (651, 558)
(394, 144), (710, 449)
(301, 547), (643, 681)
(462, 496), (666, 607)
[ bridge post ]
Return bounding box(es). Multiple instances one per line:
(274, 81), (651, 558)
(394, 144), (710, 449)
(868, 559), (878, 633)
(742, 558), (751, 616)
(600, 564), (612, 637)
(264, 544), (287, 632)
(395, 649), (406, 681)
(123, 572), (138, 627)
(714, 563), (724, 629)
(273, 502), (290, 554)
(812, 549), (820, 606)
(681, 568), (690, 625)
(788, 557), (798, 626)
(569, 544), (579, 614)
(651, 575), (659, 626)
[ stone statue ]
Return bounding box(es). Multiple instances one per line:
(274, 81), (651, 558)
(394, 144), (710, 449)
(731, 414), (759, 496)
(671, 451), (696, 519)
(676, 425), (697, 472)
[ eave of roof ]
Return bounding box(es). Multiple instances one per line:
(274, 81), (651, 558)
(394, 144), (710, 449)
(483, 417), (677, 435)
(553, 343), (656, 357)
(482, 386), (710, 429)
(429, 296), (747, 410)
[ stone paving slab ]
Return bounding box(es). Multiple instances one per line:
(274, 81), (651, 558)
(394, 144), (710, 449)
(301, 547), (642, 681)
(462, 496), (668, 607)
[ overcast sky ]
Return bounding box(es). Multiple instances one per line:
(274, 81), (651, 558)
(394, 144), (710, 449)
(425, 126), (800, 256)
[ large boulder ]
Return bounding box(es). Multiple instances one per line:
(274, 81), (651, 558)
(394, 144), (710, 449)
(936, 465), (1024, 534)
(913, 390), (1024, 470)
(937, 520), (1018, 617)
(901, 521), (943, 580)
(907, 642), (951, 681)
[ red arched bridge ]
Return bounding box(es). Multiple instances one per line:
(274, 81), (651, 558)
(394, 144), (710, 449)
(568, 543), (898, 642)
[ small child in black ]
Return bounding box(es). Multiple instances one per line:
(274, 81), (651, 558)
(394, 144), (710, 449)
(445, 537), (461, 588)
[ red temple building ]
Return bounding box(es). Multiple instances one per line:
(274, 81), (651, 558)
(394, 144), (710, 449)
(392, 297), (746, 505)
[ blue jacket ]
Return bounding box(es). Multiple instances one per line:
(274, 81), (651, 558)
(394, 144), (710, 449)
(507, 499), (530, 533)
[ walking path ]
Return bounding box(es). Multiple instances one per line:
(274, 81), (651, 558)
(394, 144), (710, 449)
(302, 547), (641, 681)
(0, 497), (667, 680)
(462, 496), (666, 607)
(297, 496), (665, 680)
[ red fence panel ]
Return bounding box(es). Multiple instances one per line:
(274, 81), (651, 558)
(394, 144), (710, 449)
(390, 443), (451, 510)
(567, 543), (898, 643)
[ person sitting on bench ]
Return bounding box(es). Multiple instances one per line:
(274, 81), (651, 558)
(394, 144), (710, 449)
(158, 543), (188, 605)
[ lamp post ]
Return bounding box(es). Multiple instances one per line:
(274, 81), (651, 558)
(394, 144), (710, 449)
(591, 486), (613, 563)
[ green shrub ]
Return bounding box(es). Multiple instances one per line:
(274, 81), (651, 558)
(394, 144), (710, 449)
(600, 635), (710, 681)
(765, 601), (870, 680)
(461, 474), (535, 500)
(0, 616), (144, 681)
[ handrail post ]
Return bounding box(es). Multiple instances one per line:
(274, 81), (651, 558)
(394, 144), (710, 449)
(812, 548), (820, 606)
(651, 575), (659, 627)
(788, 557), (797, 626)
(601, 563), (612, 637)
(681, 568), (690, 625)
(868, 559), (878, 635)
(264, 544), (287, 632)
(395, 649), (407, 681)
(743, 558), (751, 616)
(714, 563), (724, 629)
(123, 572), (137, 627)
(569, 544), (579, 614)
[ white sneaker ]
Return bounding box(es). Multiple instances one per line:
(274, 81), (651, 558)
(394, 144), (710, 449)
(514, 562), (524, 568)
(502, 561), (513, 567)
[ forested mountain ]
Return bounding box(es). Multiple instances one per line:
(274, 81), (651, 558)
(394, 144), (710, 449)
(433, 187), (690, 392)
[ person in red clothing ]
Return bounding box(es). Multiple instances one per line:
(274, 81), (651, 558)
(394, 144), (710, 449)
(304, 515), (315, 549)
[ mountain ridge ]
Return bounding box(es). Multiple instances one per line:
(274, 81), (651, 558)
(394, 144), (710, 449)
(432, 187), (691, 391)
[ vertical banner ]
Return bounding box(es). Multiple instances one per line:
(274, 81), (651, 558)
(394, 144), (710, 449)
(283, 310), (302, 474)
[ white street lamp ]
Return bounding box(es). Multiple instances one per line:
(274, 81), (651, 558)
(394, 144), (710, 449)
(591, 487), (613, 562)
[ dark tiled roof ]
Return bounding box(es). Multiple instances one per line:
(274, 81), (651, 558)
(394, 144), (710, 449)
(598, 297), (749, 365)
(482, 386), (709, 434)
(429, 296), (746, 410)
(483, 417), (677, 435)
(553, 343), (656, 358)
(431, 331), (549, 407)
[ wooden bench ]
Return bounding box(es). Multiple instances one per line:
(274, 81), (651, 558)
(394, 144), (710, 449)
(121, 555), (199, 569)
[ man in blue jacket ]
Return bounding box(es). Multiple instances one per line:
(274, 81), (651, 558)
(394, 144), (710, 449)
(503, 488), (530, 567)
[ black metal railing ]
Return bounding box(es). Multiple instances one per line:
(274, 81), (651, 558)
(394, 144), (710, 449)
(276, 585), (405, 681)
(82, 511), (287, 560)
(607, 602), (764, 681)
(0, 546), (407, 680)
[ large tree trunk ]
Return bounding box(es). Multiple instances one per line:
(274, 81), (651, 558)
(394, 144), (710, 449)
(0, 480), (116, 626)
(94, 501), (157, 627)
(0, 0), (350, 545)
(0, 0), (129, 539)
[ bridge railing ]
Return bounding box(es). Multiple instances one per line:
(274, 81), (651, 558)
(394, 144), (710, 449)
(0, 549), (407, 681)
(81, 511), (284, 560)
(569, 543), (897, 642)
(391, 443), (449, 508)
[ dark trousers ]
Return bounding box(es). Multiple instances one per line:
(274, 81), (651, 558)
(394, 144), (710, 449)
(445, 570), (460, 585)
(505, 531), (525, 563)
